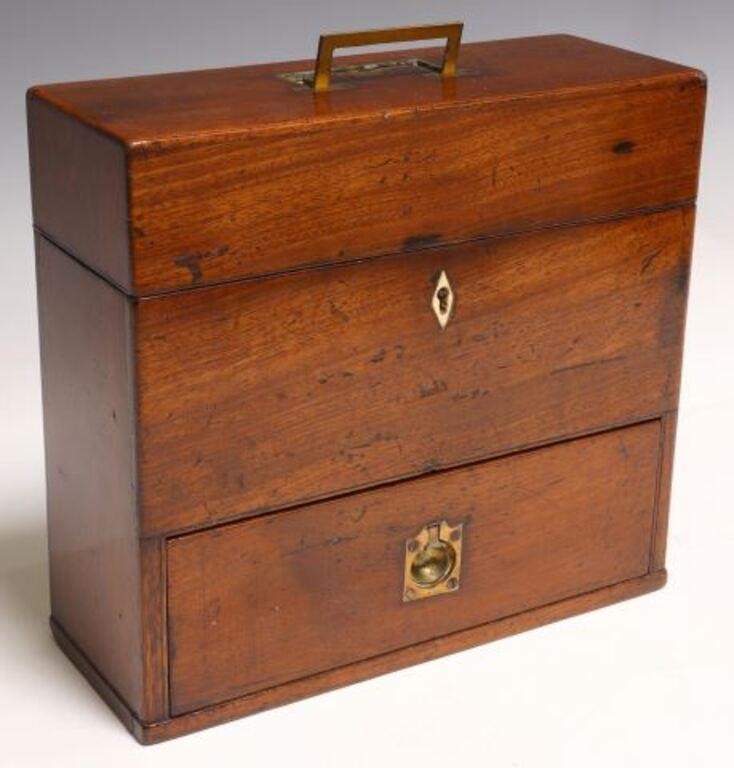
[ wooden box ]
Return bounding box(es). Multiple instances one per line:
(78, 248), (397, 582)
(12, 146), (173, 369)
(28, 26), (706, 743)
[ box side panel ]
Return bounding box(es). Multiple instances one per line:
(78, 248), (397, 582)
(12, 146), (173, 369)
(128, 75), (705, 293)
(37, 237), (145, 714)
(28, 95), (131, 291)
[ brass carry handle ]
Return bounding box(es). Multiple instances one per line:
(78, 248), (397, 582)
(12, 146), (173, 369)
(313, 22), (464, 93)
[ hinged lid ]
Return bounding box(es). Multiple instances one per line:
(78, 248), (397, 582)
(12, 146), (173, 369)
(28, 31), (705, 296)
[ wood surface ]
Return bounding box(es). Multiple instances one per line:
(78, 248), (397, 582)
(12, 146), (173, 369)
(27, 35), (699, 142)
(167, 421), (660, 715)
(30, 31), (704, 742)
(136, 208), (692, 535)
(36, 238), (143, 712)
(55, 570), (667, 744)
(27, 97), (130, 290)
(651, 411), (680, 571)
(27, 35), (705, 294)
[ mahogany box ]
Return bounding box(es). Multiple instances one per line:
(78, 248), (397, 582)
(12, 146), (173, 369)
(27, 25), (706, 743)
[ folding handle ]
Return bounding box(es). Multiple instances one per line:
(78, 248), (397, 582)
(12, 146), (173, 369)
(313, 22), (463, 93)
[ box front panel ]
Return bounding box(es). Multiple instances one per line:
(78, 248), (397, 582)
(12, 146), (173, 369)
(167, 421), (660, 715)
(136, 208), (691, 535)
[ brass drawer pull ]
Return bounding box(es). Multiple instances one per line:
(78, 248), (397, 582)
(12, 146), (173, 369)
(403, 520), (463, 601)
(313, 22), (464, 93)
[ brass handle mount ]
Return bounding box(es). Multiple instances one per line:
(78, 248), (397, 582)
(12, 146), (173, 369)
(313, 22), (463, 93)
(403, 520), (463, 601)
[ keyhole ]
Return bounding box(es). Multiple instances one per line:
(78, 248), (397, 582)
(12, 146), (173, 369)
(437, 287), (450, 314)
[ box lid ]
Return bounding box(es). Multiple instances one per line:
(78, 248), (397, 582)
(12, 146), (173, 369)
(28, 33), (705, 295)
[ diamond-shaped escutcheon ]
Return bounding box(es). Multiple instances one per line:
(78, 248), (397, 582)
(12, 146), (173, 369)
(431, 270), (454, 329)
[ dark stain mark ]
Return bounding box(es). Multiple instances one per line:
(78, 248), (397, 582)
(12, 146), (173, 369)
(328, 299), (350, 324)
(552, 355), (627, 375)
(418, 379), (448, 398)
(370, 348), (387, 364)
(348, 432), (397, 450)
(403, 233), (441, 251)
(173, 245), (229, 285)
(111, 409), (117, 423)
(640, 249), (661, 274)
(132, 226), (147, 238)
(613, 140), (636, 155)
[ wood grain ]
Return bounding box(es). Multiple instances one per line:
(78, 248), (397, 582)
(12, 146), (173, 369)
(36, 238), (142, 711)
(27, 97), (130, 290)
(27, 35), (705, 294)
(136, 208), (692, 535)
(26, 35), (700, 142)
(167, 421), (660, 715)
(651, 411), (679, 571)
(55, 571), (667, 745)
(30, 31), (703, 741)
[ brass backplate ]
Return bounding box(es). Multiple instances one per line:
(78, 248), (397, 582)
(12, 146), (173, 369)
(403, 520), (463, 602)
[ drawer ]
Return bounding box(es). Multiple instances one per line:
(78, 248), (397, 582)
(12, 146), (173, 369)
(167, 420), (660, 715)
(138, 208), (690, 535)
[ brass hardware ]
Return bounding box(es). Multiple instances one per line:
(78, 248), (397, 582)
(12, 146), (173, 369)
(432, 270), (455, 329)
(403, 520), (463, 601)
(281, 58), (443, 89)
(313, 22), (463, 93)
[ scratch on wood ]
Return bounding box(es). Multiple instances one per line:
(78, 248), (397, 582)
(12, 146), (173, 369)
(551, 355), (627, 375)
(640, 249), (661, 274)
(451, 388), (489, 402)
(370, 348), (387, 364)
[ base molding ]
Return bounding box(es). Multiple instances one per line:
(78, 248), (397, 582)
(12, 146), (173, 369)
(51, 569), (667, 745)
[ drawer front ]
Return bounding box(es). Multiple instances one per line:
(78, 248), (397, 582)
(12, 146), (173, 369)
(138, 209), (690, 535)
(168, 421), (660, 715)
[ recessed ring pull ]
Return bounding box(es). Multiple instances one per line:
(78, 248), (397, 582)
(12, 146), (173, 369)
(403, 520), (463, 601)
